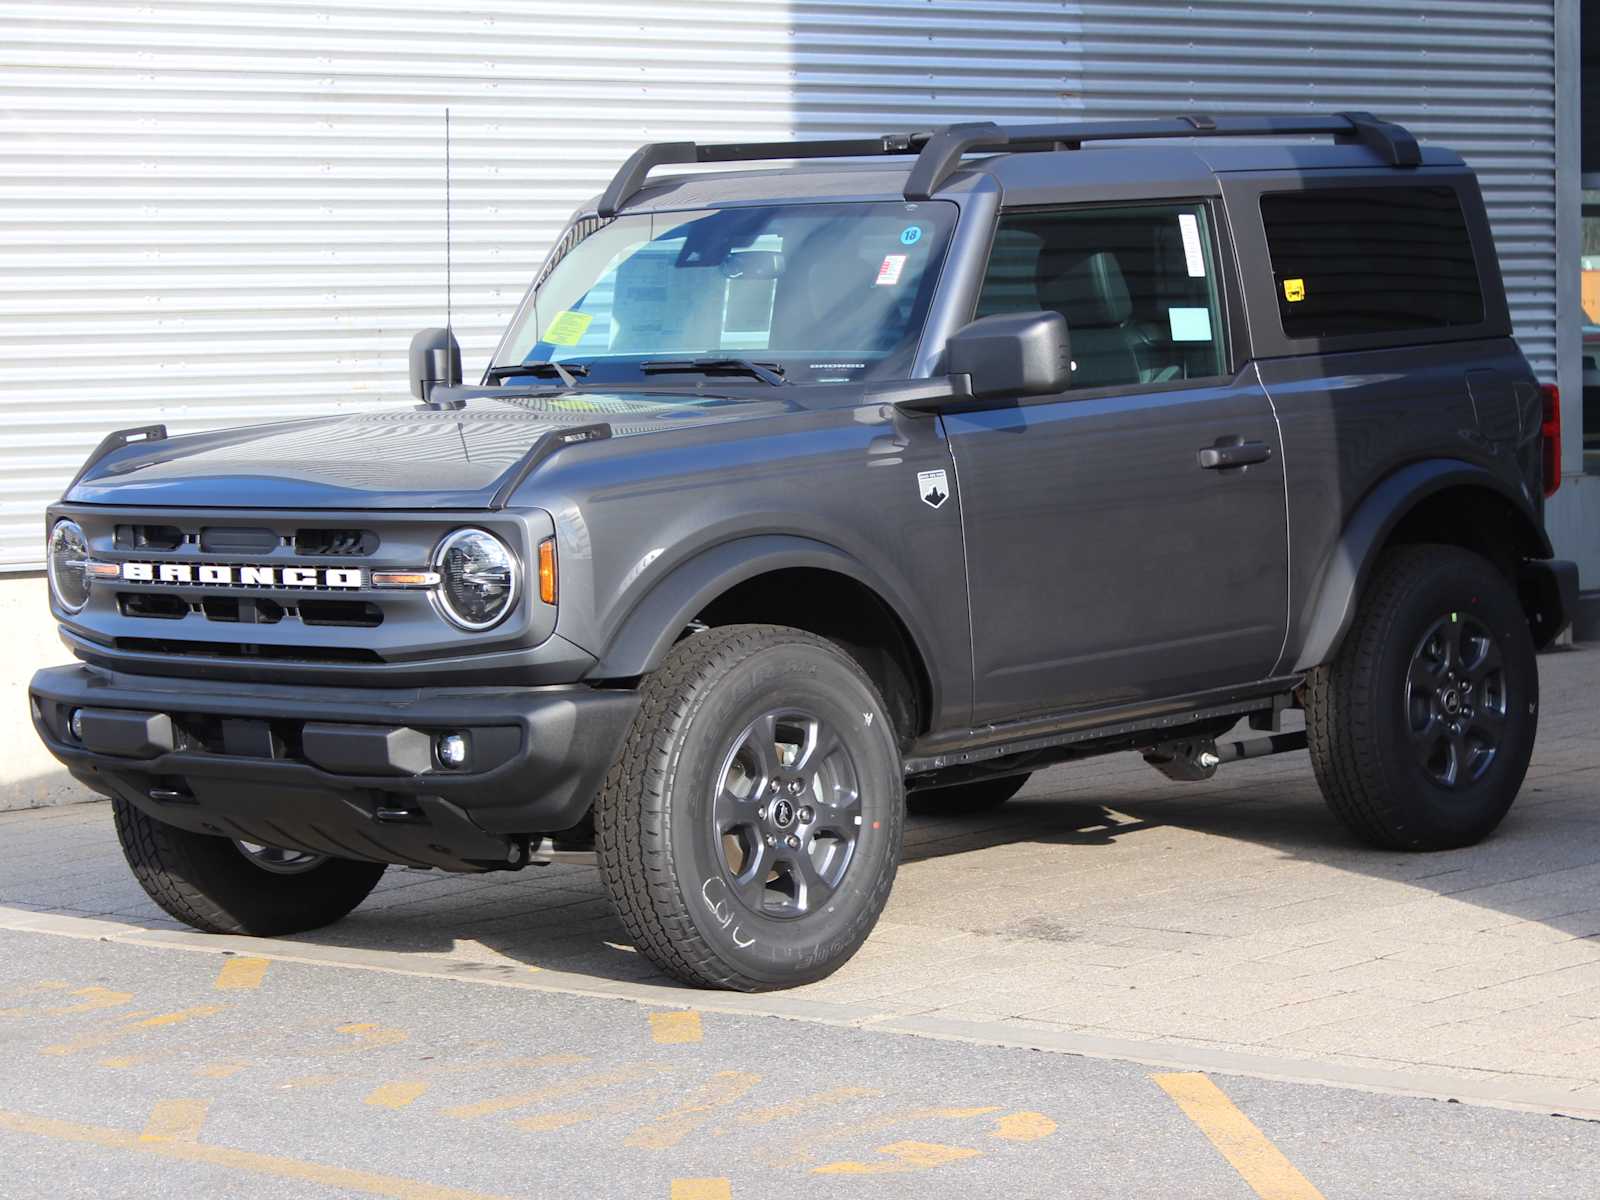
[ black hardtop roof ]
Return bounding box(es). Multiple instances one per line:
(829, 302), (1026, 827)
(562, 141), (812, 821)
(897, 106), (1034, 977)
(597, 113), (1430, 218)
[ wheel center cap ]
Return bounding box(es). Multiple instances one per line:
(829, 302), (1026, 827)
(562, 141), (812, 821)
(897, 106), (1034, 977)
(1441, 688), (1461, 715)
(770, 798), (796, 829)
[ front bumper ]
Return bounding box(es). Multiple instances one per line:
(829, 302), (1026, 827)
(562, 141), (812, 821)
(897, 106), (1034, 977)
(29, 664), (640, 872)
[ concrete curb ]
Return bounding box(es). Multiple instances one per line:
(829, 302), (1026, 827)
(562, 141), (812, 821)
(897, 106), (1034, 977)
(4, 902), (1596, 1124)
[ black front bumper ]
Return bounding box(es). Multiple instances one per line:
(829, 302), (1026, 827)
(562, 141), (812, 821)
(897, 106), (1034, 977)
(29, 664), (640, 872)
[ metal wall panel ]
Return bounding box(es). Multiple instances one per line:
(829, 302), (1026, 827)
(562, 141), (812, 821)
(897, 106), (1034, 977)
(0, 1), (1560, 569)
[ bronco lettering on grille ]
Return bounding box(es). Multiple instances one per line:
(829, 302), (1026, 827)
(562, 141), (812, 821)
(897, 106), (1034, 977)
(115, 562), (363, 588)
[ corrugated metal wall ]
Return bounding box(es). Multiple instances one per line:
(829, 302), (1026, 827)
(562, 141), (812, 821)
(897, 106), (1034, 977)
(0, 0), (1560, 569)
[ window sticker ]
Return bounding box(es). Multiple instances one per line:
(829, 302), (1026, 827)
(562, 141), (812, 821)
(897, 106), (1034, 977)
(900, 225), (924, 246)
(1178, 213), (1206, 278)
(875, 254), (908, 287)
(1168, 306), (1213, 342)
(1283, 278), (1307, 303)
(543, 310), (594, 345)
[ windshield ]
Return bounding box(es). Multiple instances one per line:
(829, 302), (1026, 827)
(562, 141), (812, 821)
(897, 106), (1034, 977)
(492, 200), (958, 386)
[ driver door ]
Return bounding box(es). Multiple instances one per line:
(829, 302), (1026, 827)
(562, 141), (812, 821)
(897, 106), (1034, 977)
(945, 200), (1289, 724)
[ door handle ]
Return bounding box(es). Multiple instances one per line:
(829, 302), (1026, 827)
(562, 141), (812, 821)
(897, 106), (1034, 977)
(1197, 440), (1272, 470)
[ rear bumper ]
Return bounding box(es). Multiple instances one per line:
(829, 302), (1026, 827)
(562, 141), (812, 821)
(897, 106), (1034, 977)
(28, 663), (639, 872)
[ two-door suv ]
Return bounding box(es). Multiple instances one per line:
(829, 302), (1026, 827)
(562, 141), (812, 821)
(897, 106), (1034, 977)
(30, 114), (1578, 990)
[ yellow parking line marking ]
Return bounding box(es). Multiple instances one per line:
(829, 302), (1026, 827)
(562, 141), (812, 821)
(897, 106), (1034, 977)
(649, 1010), (703, 1045)
(813, 1140), (983, 1175)
(366, 1081), (429, 1110)
(50, 986), (136, 1015)
(41, 1004), (223, 1056)
(1154, 1073), (1326, 1200)
(141, 1099), (210, 1143)
(215, 957), (269, 991)
(449, 1062), (660, 1121)
(515, 1087), (673, 1133)
(333, 1023), (409, 1053)
(195, 1062), (248, 1079)
(734, 1086), (882, 1127)
(760, 1105), (999, 1169)
(670, 1180), (732, 1200)
(0, 1106), (516, 1200)
(992, 1110), (1056, 1142)
(626, 1070), (762, 1151)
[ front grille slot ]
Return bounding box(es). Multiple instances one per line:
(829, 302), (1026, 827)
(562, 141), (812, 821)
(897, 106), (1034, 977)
(115, 524), (183, 551)
(199, 596), (285, 624)
(298, 600), (382, 628)
(119, 592), (188, 620)
(199, 526), (279, 554)
(294, 528), (379, 556)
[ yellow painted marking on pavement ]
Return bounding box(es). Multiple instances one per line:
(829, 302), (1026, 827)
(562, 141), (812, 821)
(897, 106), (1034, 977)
(734, 1086), (881, 1127)
(141, 1099), (210, 1143)
(283, 1074), (341, 1090)
(0, 1107), (517, 1200)
(515, 1087), (673, 1133)
(41, 1005), (223, 1056)
(670, 1180), (733, 1200)
(649, 1010), (703, 1044)
(334, 1022), (409, 1053)
(992, 1110), (1056, 1142)
(813, 1140), (983, 1175)
(99, 1056), (153, 1070)
(366, 1081), (430, 1110)
(760, 1105), (1000, 1169)
(50, 986), (136, 1015)
(196, 1062), (248, 1080)
(1153, 1073), (1326, 1200)
(448, 1061), (657, 1121)
(214, 957), (269, 991)
(626, 1071), (762, 1151)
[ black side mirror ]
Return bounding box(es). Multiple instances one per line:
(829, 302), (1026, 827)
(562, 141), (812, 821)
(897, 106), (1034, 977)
(409, 327), (462, 401)
(947, 311), (1071, 399)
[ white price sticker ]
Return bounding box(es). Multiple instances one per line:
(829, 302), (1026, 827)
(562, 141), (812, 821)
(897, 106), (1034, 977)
(1178, 213), (1206, 278)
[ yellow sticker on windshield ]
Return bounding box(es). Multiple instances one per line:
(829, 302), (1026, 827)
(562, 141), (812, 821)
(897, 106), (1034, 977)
(543, 310), (593, 346)
(1283, 278), (1306, 303)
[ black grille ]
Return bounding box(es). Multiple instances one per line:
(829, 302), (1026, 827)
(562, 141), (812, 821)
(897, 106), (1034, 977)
(114, 637), (382, 663)
(294, 528), (379, 556)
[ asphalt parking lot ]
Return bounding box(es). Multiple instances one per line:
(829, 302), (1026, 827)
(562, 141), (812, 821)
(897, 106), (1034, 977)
(3, 643), (1599, 1197)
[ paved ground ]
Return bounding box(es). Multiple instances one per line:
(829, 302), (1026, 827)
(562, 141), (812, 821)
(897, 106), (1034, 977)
(2, 644), (1599, 1194)
(3, 929), (1599, 1199)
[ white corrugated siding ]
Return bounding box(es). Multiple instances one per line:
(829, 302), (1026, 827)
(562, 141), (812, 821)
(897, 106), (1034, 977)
(0, 0), (1560, 569)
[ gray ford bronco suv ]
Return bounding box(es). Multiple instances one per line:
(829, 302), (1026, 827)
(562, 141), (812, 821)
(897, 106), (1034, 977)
(30, 114), (1579, 991)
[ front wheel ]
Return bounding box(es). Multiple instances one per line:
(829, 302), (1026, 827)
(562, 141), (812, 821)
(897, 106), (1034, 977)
(595, 624), (904, 991)
(1307, 544), (1538, 851)
(113, 798), (388, 935)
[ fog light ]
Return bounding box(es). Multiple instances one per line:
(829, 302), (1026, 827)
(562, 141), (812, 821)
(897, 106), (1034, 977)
(69, 708), (85, 740)
(436, 732), (468, 769)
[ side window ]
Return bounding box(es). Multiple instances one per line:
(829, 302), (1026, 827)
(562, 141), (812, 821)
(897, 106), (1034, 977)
(975, 203), (1227, 390)
(1260, 185), (1483, 339)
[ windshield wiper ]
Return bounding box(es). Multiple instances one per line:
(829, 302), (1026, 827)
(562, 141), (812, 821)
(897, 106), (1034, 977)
(640, 358), (787, 387)
(484, 360), (589, 387)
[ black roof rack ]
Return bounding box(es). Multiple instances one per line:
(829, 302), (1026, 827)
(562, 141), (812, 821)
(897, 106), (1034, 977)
(595, 111), (1419, 217)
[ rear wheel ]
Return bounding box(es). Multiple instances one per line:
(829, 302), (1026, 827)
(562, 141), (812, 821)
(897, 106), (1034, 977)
(908, 773), (1030, 815)
(113, 798), (388, 935)
(595, 624), (903, 991)
(1307, 544), (1538, 850)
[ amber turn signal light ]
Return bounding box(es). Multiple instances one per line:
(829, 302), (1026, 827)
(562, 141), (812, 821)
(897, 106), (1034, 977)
(537, 537), (557, 605)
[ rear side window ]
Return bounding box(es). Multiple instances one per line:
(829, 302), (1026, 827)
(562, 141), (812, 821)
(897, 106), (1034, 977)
(1260, 186), (1483, 339)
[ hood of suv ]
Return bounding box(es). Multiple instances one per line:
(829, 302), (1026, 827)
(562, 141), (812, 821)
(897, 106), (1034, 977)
(67, 391), (784, 510)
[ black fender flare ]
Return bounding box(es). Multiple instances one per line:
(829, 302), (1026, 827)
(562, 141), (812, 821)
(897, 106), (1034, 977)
(1289, 459), (1552, 672)
(586, 533), (939, 686)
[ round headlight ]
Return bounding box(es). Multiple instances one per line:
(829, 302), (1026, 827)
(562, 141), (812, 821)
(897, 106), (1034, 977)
(433, 528), (518, 631)
(48, 519), (91, 613)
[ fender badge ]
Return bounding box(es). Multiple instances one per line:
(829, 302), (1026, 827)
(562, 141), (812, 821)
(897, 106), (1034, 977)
(917, 468), (950, 509)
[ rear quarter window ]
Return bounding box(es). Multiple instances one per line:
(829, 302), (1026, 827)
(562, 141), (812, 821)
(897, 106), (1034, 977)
(1260, 185), (1484, 339)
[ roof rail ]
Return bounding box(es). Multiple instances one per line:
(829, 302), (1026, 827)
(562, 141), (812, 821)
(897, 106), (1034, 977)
(595, 112), (1419, 216)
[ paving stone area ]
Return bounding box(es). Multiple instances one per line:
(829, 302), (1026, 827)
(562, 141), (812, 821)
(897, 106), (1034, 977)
(4, 644), (1598, 1103)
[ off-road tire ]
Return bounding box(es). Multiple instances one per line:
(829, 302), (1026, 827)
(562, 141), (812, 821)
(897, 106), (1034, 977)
(1307, 544), (1538, 851)
(595, 624), (904, 991)
(113, 798), (388, 935)
(907, 773), (1030, 816)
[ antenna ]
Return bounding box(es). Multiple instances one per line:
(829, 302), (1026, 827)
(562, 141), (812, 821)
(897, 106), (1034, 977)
(444, 107), (452, 331)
